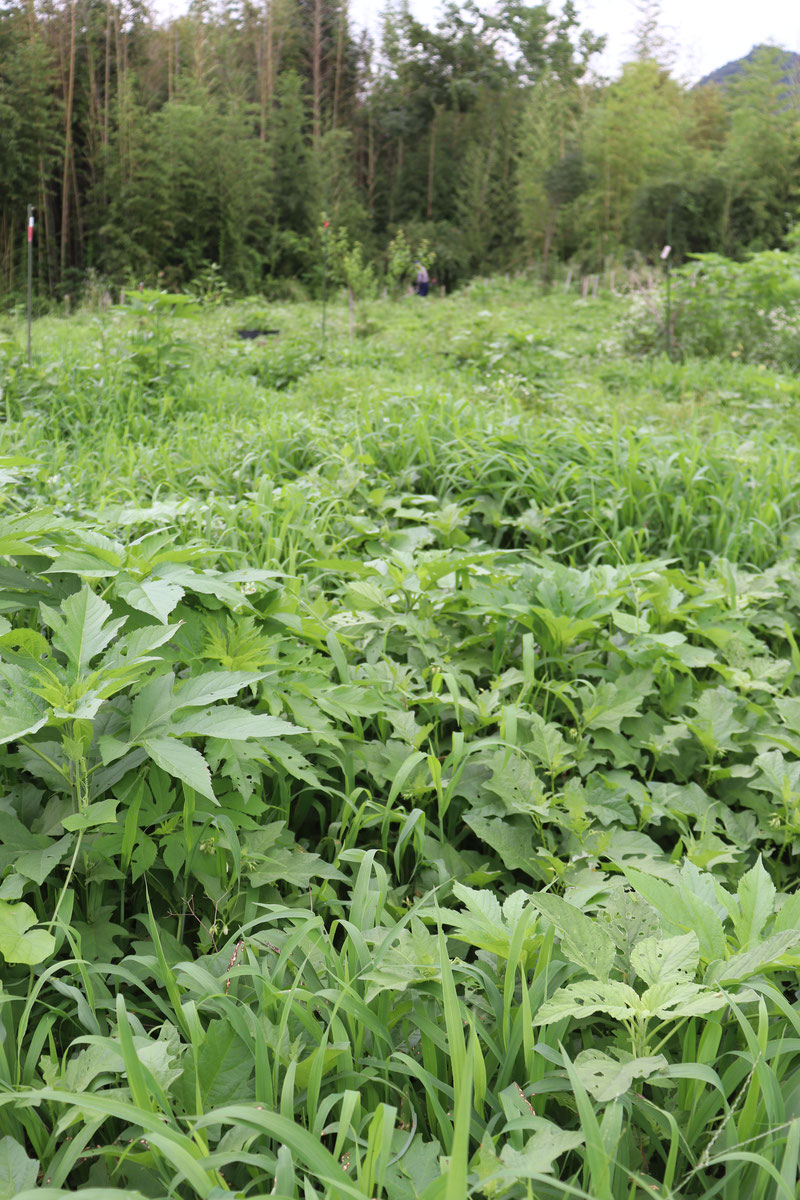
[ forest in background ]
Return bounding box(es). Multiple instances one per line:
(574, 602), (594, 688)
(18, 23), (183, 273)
(1, 0), (800, 299)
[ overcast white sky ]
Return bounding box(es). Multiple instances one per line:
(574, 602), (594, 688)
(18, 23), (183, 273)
(350, 0), (800, 83)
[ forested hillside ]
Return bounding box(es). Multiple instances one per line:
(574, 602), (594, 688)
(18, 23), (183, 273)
(2, 0), (800, 297)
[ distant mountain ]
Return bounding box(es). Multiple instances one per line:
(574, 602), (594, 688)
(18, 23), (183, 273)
(697, 44), (800, 89)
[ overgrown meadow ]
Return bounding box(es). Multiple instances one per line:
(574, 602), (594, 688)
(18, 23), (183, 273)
(2, 276), (800, 1199)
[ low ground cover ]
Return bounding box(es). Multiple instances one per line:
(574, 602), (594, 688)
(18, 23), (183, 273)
(0, 280), (799, 1197)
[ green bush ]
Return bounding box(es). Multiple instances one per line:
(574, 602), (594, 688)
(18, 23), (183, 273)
(625, 233), (800, 367)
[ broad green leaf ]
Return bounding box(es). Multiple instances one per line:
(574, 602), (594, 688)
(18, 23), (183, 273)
(129, 673), (178, 741)
(175, 1020), (254, 1112)
(579, 669), (654, 734)
(639, 980), (725, 1019)
(115, 577), (184, 621)
(734, 855), (776, 948)
(687, 687), (746, 760)
(707, 930), (800, 984)
(499, 1125), (585, 1175)
(141, 737), (216, 802)
(244, 822), (343, 888)
(530, 892), (616, 981)
(0, 665), (49, 744)
(631, 933), (700, 987)
(171, 707), (305, 741)
(62, 797), (119, 833)
(173, 670), (263, 709)
(574, 1050), (668, 1102)
(363, 918), (443, 1000)
(462, 812), (543, 879)
(484, 749), (548, 814)
(16, 834), (72, 885)
(624, 868), (726, 962)
(442, 884), (538, 959)
(40, 586), (126, 678)
(0, 1136), (38, 1199)
(750, 749), (800, 804)
(525, 713), (574, 776)
(0, 901), (55, 965)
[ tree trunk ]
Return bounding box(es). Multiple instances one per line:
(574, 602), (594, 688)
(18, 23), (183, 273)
(312, 0), (322, 141)
(60, 0), (77, 279)
(332, 1), (346, 130)
(427, 107), (442, 220)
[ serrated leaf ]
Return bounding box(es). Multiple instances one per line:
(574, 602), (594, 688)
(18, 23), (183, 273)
(734, 855), (776, 948)
(462, 811), (542, 878)
(173, 670), (263, 709)
(172, 707), (305, 741)
(141, 737), (216, 802)
(0, 901), (55, 965)
(115, 577), (185, 621)
(525, 713), (574, 775)
(530, 892), (616, 981)
(0, 665), (49, 744)
(40, 585), (126, 678)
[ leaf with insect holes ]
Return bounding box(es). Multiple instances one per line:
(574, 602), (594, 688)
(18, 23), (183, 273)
(484, 749), (548, 815)
(631, 932), (700, 987)
(574, 1050), (668, 1102)
(363, 918), (443, 1000)
(499, 1126), (586, 1176)
(624, 867), (726, 963)
(535, 980), (640, 1025)
(0, 901), (55, 965)
(530, 892), (616, 981)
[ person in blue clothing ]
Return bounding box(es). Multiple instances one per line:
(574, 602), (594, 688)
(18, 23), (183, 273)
(414, 261), (430, 297)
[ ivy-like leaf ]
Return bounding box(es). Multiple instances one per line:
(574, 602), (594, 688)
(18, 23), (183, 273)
(0, 901), (55, 965)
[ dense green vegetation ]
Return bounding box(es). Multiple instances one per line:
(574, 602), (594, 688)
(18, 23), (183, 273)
(3, 0), (800, 299)
(1, 272), (800, 1196)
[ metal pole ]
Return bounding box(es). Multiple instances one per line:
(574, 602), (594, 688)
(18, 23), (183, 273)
(26, 206), (34, 364)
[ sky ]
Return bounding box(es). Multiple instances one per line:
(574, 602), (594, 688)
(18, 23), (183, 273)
(349, 0), (800, 83)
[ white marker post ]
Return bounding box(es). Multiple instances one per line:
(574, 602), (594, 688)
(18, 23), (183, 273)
(661, 243), (672, 359)
(26, 207), (34, 364)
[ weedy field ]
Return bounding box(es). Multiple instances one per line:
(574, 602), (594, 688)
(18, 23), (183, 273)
(2, 278), (800, 1199)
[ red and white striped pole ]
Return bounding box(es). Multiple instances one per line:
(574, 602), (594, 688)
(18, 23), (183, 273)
(26, 206), (34, 363)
